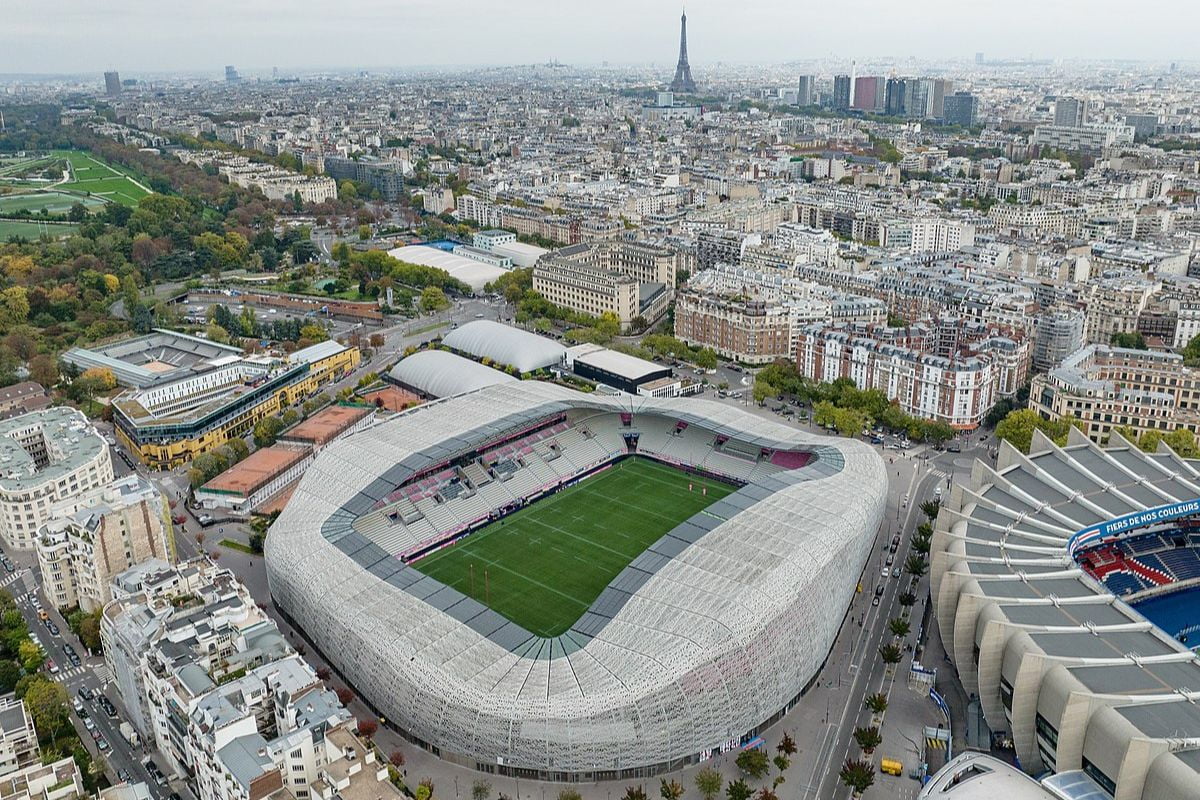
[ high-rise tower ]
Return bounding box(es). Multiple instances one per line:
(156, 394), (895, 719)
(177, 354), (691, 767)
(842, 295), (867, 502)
(669, 11), (696, 94)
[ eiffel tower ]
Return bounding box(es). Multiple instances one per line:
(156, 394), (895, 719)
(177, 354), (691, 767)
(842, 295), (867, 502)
(669, 10), (696, 94)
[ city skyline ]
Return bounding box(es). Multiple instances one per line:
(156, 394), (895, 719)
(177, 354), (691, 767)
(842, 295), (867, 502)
(2, 0), (1198, 75)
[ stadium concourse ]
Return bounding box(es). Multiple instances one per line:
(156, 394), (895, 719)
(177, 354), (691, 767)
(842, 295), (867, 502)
(265, 381), (888, 779)
(930, 426), (1200, 800)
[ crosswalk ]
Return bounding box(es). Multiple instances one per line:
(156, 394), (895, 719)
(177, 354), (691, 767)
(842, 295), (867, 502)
(928, 468), (951, 482)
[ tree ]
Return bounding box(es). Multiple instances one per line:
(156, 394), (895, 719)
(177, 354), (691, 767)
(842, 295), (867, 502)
(299, 323), (329, 343)
(772, 753), (789, 774)
(78, 612), (102, 652)
(853, 726), (882, 754)
(725, 780), (752, 800)
(888, 617), (910, 637)
(18, 640), (42, 673)
(253, 416), (286, 448)
(419, 286), (450, 312)
(557, 791), (582, 800)
(736, 748), (771, 780)
(389, 750), (405, 767)
(1182, 333), (1200, 366)
(754, 789), (778, 800)
(864, 693), (888, 714)
(356, 718), (378, 738)
(898, 591), (917, 608)
(27, 355), (58, 388)
(995, 409), (1082, 453)
(622, 786), (647, 800)
(879, 643), (903, 665)
(839, 759), (875, 796)
(0, 661), (19, 693)
(1163, 428), (1200, 458)
(905, 554), (928, 578)
(777, 732), (797, 757)
(920, 500), (941, 520)
(25, 678), (69, 740)
(695, 766), (723, 800)
(335, 687), (355, 705)
(472, 779), (492, 800)
(660, 778), (684, 800)
(1110, 331), (1147, 350)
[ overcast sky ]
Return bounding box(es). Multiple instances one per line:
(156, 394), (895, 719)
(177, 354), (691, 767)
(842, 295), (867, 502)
(2, 0), (1195, 75)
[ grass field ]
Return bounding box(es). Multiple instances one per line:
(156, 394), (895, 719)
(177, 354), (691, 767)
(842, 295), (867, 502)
(0, 191), (107, 215)
(55, 150), (151, 207)
(412, 458), (736, 636)
(0, 219), (79, 240)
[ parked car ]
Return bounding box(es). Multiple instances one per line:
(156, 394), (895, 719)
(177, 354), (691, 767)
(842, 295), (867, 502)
(46, 659), (58, 674)
(45, 621), (59, 636)
(97, 738), (109, 751)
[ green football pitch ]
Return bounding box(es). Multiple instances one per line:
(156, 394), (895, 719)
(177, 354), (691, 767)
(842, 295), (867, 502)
(411, 457), (737, 637)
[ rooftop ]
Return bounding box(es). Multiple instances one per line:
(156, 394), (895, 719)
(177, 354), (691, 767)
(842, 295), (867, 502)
(200, 447), (308, 498)
(279, 404), (371, 448)
(0, 408), (107, 493)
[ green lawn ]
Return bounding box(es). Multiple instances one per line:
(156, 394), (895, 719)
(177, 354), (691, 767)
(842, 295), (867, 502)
(0, 191), (107, 215)
(54, 150), (151, 207)
(0, 219), (78, 240)
(411, 458), (736, 637)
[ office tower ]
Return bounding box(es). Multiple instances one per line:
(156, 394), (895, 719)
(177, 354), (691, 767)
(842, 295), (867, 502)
(104, 71), (121, 96)
(832, 75), (852, 110)
(1034, 307), (1085, 373)
(906, 79), (927, 118)
(943, 91), (979, 127)
(797, 75), (815, 106)
(669, 11), (696, 93)
(928, 78), (951, 118)
(885, 78), (907, 116)
(1125, 113), (1157, 141)
(225, 65), (240, 83)
(975, 52), (984, 65)
(1054, 97), (1087, 127)
(853, 76), (884, 112)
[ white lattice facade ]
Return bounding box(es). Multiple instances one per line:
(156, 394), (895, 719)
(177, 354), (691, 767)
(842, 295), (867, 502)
(266, 382), (887, 778)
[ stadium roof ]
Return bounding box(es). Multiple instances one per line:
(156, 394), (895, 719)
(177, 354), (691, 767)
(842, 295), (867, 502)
(442, 320), (566, 373)
(266, 381), (887, 774)
(388, 245), (509, 292)
(931, 427), (1200, 798)
(387, 350), (515, 398)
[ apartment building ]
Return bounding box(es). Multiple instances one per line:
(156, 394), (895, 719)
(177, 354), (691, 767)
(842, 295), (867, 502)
(533, 242), (677, 329)
(1031, 124), (1134, 154)
(0, 695), (39, 778)
(100, 556), (364, 800)
(1030, 345), (1200, 442)
(796, 319), (1030, 428)
(0, 408), (114, 551)
(674, 290), (804, 364)
(1034, 307), (1086, 372)
(0, 758), (87, 800)
(1083, 277), (1160, 345)
(35, 474), (171, 612)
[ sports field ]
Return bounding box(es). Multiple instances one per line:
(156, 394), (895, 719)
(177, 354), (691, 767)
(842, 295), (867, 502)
(0, 191), (107, 215)
(0, 219), (79, 240)
(412, 458), (736, 637)
(55, 150), (150, 207)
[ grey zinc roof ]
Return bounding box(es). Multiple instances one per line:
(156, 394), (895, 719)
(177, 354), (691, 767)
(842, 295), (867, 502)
(442, 320), (566, 373)
(388, 349), (516, 398)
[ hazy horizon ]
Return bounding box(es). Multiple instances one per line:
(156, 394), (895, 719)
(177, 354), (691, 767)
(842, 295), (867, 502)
(2, 0), (1197, 76)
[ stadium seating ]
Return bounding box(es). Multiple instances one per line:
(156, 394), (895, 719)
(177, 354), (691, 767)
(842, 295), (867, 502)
(358, 413), (821, 560)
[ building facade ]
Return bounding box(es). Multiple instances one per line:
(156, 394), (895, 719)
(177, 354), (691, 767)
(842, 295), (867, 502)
(36, 474), (171, 612)
(0, 409), (113, 551)
(113, 343), (359, 470)
(796, 319), (1030, 428)
(1030, 344), (1200, 442)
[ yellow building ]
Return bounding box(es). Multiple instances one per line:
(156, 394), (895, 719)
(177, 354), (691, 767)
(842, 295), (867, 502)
(114, 341), (360, 470)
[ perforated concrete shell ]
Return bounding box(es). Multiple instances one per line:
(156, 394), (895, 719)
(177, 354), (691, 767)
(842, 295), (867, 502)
(266, 381), (887, 775)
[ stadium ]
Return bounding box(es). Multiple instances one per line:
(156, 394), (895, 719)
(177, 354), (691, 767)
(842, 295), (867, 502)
(931, 427), (1200, 800)
(266, 381), (888, 778)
